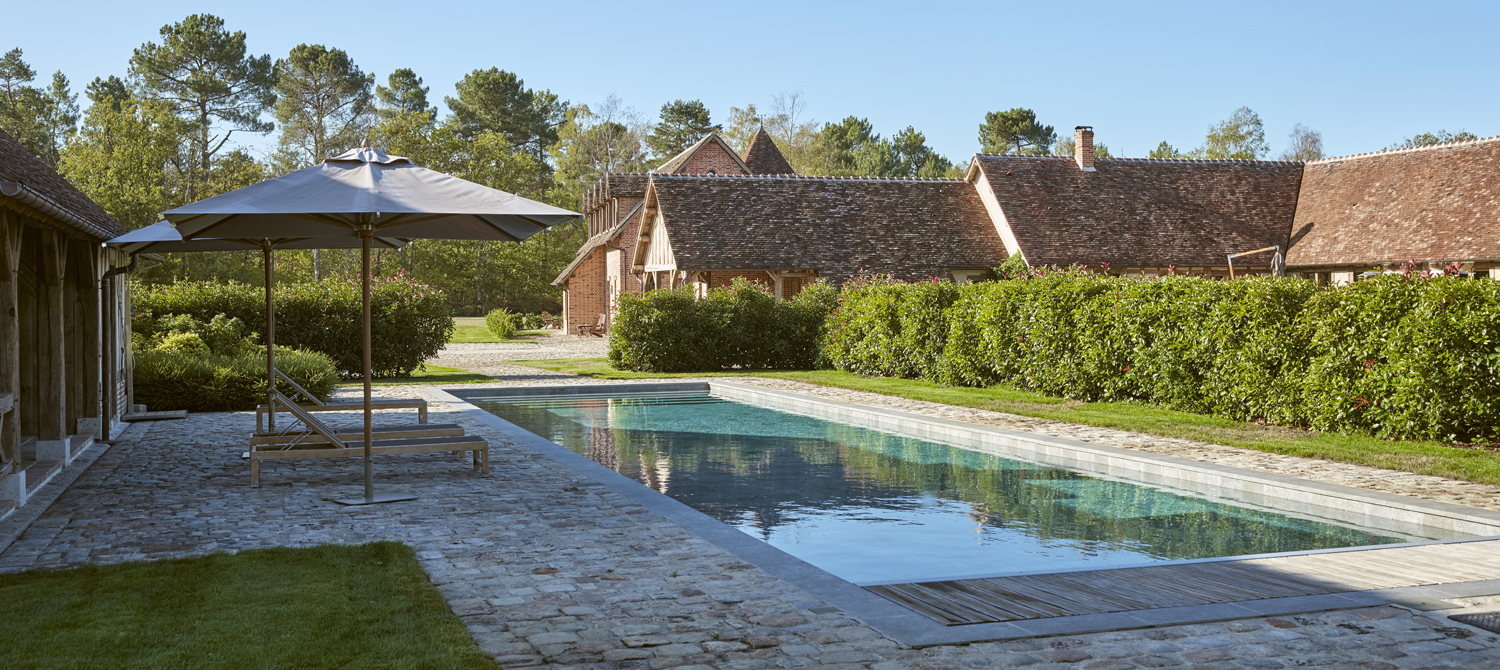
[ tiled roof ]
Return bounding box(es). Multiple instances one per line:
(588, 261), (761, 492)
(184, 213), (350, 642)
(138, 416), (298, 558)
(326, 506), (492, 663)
(605, 173), (648, 198)
(741, 129), (795, 175)
(553, 200), (644, 285)
(1286, 136), (1500, 267)
(652, 132), (749, 175)
(0, 128), (125, 239)
(972, 155), (1302, 268)
(647, 175), (1006, 283)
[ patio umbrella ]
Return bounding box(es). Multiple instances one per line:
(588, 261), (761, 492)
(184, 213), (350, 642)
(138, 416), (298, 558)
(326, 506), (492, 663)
(106, 222), (410, 432)
(162, 147), (578, 505)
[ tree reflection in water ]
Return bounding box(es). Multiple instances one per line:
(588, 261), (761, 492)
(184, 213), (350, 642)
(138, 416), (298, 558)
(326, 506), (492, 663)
(477, 393), (1413, 583)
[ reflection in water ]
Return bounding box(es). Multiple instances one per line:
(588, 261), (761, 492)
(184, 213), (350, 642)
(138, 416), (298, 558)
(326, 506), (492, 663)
(475, 392), (1414, 583)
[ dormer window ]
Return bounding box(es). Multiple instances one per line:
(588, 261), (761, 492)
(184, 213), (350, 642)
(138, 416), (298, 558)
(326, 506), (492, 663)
(706, 170), (717, 176)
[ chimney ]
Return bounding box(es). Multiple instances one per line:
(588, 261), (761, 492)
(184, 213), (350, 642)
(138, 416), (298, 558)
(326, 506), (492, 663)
(1074, 126), (1096, 172)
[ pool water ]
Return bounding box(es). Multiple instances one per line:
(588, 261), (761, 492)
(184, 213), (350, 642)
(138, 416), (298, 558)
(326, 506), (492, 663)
(473, 391), (1413, 584)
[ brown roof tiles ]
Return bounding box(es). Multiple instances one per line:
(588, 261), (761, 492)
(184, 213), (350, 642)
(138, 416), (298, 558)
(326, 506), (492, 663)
(973, 155), (1302, 269)
(1286, 137), (1500, 267)
(741, 129), (795, 175)
(0, 128), (125, 239)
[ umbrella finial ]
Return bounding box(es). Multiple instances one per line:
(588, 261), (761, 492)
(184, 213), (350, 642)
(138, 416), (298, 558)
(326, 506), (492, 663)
(360, 138), (370, 149)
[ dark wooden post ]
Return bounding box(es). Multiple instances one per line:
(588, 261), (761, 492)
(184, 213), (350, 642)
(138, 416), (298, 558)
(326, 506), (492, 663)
(37, 229), (67, 443)
(0, 212), (22, 468)
(80, 242), (101, 436)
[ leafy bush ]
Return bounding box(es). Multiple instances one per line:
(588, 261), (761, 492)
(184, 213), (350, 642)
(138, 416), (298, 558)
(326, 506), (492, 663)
(517, 313), (546, 330)
(136, 313), (257, 356)
(609, 278), (837, 372)
(133, 276), (453, 377)
(154, 332), (211, 356)
(822, 271), (1500, 441)
(485, 308), (516, 339)
(134, 348), (338, 412)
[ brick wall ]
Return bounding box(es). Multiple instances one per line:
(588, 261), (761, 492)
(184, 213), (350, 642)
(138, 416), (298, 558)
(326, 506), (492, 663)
(678, 143), (748, 176)
(563, 249), (608, 334)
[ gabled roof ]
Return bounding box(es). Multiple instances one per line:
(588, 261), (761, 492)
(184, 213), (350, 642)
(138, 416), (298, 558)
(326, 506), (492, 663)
(971, 155), (1302, 269)
(639, 174), (1007, 283)
(0, 128), (125, 240)
(605, 173), (649, 198)
(553, 199), (645, 285)
(741, 129), (795, 175)
(653, 132), (751, 175)
(1286, 136), (1500, 267)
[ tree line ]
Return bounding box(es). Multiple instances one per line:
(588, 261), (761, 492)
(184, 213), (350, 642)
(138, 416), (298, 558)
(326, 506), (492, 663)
(0, 14), (1482, 314)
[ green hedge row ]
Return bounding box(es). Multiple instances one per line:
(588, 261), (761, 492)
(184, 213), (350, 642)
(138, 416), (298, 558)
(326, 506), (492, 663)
(134, 348), (339, 413)
(133, 277), (453, 377)
(609, 278), (838, 372)
(822, 273), (1500, 441)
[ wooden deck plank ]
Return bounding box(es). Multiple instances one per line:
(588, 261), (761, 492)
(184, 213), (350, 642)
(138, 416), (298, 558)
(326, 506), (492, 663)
(864, 540), (1500, 626)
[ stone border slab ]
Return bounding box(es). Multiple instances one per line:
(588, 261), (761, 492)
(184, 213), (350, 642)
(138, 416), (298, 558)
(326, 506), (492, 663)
(438, 382), (1500, 647)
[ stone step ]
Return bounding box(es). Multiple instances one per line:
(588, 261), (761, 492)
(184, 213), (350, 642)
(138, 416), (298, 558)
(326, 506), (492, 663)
(68, 434), (92, 459)
(0, 498), (14, 521)
(21, 460), (60, 496)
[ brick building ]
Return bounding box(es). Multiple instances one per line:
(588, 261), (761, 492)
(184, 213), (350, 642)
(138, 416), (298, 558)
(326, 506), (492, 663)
(555, 126), (1500, 333)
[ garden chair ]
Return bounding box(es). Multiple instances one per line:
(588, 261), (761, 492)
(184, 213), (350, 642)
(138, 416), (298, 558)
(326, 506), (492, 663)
(249, 390), (488, 487)
(589, 313), (608, 338)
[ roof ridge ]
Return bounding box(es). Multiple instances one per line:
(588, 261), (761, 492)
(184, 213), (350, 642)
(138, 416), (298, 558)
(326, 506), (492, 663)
(1306, 134), (1500, 165)
(976, 153), (1300, 165)
(650, 173), (966, 183)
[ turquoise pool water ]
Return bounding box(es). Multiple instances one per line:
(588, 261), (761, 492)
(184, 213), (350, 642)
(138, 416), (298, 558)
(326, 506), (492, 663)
(472, 390), (1413, 584)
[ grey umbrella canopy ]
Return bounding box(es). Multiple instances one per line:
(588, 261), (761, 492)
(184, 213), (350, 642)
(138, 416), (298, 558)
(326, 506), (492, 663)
(162, 146), (579, 505)
(106, 221), (412, 433)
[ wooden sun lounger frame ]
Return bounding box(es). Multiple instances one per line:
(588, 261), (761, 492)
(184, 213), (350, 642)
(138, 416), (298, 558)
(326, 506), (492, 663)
(254, 369), (428, 432)
(248, 423), (465, 447)
(250, 390), (487, 487)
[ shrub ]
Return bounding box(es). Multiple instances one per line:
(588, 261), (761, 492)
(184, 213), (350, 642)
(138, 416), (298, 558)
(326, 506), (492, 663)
(133, 276), (453, 377)
(137, 313), (257, 356)
(154, 332), (211, 356)
(516, 313), (546, 330)
(609, 278), (836, 372)
(822, 271), (1500, 441)
(134, 347), (338, 413)
(485, 308), (517, 339)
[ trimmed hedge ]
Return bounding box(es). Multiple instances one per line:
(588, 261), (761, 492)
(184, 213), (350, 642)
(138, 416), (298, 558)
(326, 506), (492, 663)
(134, 348), (339, 413)
(822, 272), (1500, 442)
(133, 277), (453, 377)
(609, 278), (838, 372)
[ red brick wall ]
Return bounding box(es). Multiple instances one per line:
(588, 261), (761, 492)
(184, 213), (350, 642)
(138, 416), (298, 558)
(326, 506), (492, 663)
(563, 249), (608, 334)
(678, 143), (748, 176)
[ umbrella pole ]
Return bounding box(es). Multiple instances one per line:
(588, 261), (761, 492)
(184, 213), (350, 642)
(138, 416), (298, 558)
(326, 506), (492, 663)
(263, 245), (275, 433)
(332, 227), (414, 506)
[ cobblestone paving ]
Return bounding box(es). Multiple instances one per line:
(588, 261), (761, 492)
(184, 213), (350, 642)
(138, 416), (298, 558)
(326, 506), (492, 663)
(432, 332), (610, 374)
(2, 381), (1499, 667)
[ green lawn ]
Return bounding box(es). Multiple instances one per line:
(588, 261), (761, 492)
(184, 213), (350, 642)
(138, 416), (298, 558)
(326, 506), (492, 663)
(448, 324), (547, 344)
(514, 357), (1500, 487)
(0, 542), (495, 669)
(339, 364), (492, 387)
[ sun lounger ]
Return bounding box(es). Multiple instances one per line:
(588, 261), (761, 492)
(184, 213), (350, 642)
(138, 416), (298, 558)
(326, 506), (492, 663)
(250, 391), (486, 486)
(248, 423), (465, 447)
(254, 369), (428, 432)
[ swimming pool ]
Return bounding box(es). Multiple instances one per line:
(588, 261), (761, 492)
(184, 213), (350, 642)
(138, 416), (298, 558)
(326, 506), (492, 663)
(470, 389), (1436, 584)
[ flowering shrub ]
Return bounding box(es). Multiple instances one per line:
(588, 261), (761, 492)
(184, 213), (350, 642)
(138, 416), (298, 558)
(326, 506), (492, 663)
(133, 275), (453, 377)
(609, 278), (837, 372)
(822, 270), (1500, 441)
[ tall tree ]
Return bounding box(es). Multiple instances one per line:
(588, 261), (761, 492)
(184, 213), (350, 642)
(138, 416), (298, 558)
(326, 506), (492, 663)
(1195, 106), (1268, 160)
(646, 99), (717, 158)
(817, 116), (878, 175)
(272, 43), (375, 168)
(978, 108), (1055, 155)
(1148, 141), (1185, 159)
(1280, 123), (1324, 161)
(85, 75), (130, 112)
(446, 68), (566, 160)
(1384, 129), (1478, 150)
(59, 96), (186, 229)
(722, 92), (822, 173)
(549, 96), (650, 201)
(128, 14), (275, 175)
(891, 127), (955, 177)
(375, 68), (434, 121)
(722, 103), (763, 153)
(0, 48), (77, 165)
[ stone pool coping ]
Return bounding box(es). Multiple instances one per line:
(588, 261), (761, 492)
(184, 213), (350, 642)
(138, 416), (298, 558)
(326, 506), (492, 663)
(433, 381), (1500, 647)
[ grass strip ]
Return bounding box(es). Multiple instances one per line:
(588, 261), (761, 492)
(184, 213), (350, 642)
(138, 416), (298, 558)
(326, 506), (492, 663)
(0, 542), (495, 669)
(340, 364), (492, 386)
(513, 358), (1500, 487)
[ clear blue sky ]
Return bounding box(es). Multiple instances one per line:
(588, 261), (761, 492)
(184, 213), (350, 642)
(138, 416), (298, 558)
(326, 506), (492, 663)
(10, 0), (1497, 163)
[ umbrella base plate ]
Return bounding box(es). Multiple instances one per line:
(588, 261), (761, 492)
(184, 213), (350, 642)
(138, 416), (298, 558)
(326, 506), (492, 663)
(326, 492), (419, 506)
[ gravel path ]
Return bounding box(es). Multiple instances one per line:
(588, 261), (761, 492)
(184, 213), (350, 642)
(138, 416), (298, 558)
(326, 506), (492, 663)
(431, 331), (608, 374)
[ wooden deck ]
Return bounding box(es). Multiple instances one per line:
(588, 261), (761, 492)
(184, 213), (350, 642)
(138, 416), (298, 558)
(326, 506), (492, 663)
(865, 539), (1500, 626)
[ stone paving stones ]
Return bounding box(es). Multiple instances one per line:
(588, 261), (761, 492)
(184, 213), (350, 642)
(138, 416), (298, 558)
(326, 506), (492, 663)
(3, 379), (1500, 667)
